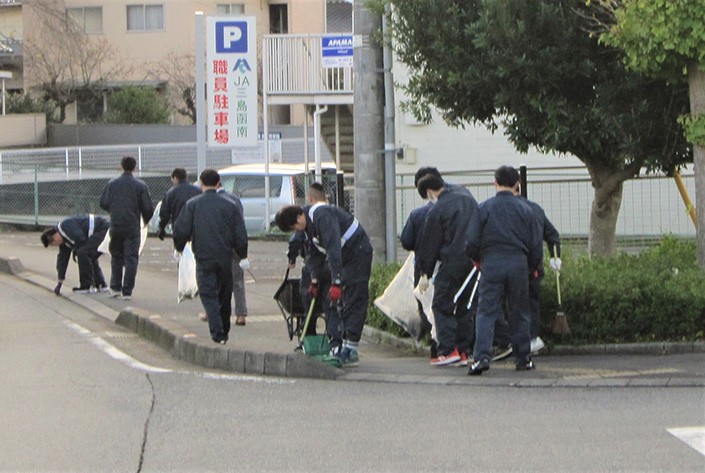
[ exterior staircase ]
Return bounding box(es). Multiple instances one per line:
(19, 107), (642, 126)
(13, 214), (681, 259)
(319, 105), (354, 172)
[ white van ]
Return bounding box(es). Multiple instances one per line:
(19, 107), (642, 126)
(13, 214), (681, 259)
(218, 163), (338, 235)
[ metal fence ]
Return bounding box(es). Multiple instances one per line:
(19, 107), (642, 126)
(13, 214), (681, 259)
(0, 144), (697, 245)
(396, 166), (697, 242)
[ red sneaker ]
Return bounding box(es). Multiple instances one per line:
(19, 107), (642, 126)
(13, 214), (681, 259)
(457, 352), (472, 367)
(430, 348), (461, 366)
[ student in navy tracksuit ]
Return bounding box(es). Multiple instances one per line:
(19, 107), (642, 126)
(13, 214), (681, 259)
(173, 169), (248, 345)
(157, 167), (202, 241)
(520, 194), (561, 352)
(99, 156), (154, 299)
(275, 200), (373, 367)
(400, 201), (434, 342)
(286, 184), (342, 349)
(416, 173), (478, 366)
(217, 182), (250, 326)
(41, 214), (110, 295)
(466, 166), (543, 375)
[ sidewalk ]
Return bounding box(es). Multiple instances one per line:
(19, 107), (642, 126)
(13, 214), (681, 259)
(1, 228), (703, 387)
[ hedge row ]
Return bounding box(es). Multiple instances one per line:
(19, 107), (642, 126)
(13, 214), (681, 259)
(366, 237), (705, 345)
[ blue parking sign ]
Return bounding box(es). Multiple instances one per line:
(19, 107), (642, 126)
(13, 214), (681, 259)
(215, 21), (248, 53)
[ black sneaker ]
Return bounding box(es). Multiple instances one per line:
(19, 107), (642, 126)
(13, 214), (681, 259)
(468, 358), (490, 376)
(72, 286), (96, 294)
(516, 360), (535, 371)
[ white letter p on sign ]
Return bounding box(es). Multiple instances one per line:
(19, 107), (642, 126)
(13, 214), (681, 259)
(223, 26), (242, 49)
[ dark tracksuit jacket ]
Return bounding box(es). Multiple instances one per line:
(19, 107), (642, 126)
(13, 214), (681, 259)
(417, 188), (479, 357)
(99, 172), (154, 295)
(524, 197), (560, 338)
(400, 202), (433, 286)
(158, 180), (202, 234)
(466, 190), (543, 364)
(173, 189), (248, 343)
(55, 215), (110, 288)
(304, 203), (373, 343)
(288, 229), (341, 343)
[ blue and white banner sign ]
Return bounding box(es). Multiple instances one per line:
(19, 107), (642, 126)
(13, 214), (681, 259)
(321, 35), (353, 68)
(206, 16), (257, 147)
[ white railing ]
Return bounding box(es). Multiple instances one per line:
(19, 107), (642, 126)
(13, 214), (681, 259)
(263, 34), (353, 97)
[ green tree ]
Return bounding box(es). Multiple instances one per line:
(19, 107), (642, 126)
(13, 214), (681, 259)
(384, 0), (691, 257)
(105, 86), (170, 125)
(22, 0), (133, 123)
(597, 0), (705, 267)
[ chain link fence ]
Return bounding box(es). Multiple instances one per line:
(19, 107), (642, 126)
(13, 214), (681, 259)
(0, 144), (697, 246)
(396, 166), (696, 248)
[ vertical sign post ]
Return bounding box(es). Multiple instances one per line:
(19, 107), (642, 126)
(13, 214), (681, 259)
(206, 16), (258, 148)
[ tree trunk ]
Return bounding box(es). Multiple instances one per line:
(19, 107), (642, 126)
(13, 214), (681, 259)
(585, 162), (632, 258)
(688, 62), (705, 269)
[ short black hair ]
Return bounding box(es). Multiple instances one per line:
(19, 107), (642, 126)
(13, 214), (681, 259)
(307, 182), (326, 202)
(414, 166), (442, 188)
(275, 205), (304, 232)
(417, 174), (444, 199)
(171, 167), (187, 181)
(199, 169), (221, 187)
(121, 156), (137, 172)
(40, 227), (58, 247)
(494, 165), (520, 188)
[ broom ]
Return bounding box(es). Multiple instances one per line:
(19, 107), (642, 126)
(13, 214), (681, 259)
(551, 247), (571, 335)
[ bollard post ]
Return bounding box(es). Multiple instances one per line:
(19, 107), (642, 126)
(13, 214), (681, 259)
(34, 165), (39, 225)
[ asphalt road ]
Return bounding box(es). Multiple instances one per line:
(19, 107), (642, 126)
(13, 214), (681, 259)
(2, 272), (704, 472)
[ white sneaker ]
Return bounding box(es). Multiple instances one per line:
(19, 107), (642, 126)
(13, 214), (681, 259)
(109, 290), (121, 298)
(530, 336), (545, 355)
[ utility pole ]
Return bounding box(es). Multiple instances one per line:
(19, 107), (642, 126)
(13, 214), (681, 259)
(354, 1), (386, 262)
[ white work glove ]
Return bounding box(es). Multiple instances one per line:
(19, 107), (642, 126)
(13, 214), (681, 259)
(549, 257), (562, 271)
(239, 258), (250, 270)
(417, 275), (430, 294)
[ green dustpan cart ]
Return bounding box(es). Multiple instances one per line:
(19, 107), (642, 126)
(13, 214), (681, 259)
(300, 297), (342, 368)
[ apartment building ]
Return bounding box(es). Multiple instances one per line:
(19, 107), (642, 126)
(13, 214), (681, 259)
(15, 0), (352, 124)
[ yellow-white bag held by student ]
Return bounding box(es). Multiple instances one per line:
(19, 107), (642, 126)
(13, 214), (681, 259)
(177, 243), (198, 303)
(374, 253), (424, 339)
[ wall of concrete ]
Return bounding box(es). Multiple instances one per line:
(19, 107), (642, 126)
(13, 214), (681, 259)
(0, 113), (46, 147)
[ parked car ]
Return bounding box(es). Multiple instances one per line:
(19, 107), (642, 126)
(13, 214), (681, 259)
(218, 162), (338, 235)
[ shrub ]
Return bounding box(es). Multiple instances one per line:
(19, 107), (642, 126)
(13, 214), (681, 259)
(540, 236), (705, 344)
(366, 237), (705, 345)
(105, 86), (170, 124)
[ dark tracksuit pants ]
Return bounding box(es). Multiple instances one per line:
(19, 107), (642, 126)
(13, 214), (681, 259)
(473, 253), (532, 365)
(338, 238), (373, 344)
(300, 265), (342, 345)
(76, 219), (109, 289)
(432, 273), (473, 357)
(196, 258), (233, 343)
(109, 225), (141, 296)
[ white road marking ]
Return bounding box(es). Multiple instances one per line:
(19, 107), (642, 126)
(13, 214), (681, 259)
(667, 426), (705, 457)
(63, 320), (172, 373)
(61, 320), (296, 384)
(198, 372), (294, 384)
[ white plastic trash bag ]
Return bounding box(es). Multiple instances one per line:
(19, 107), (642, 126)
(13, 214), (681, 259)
(96, 223), (149, 256)
(412, 276), (437, 342)
(374, 253), (423, 339)
(178, 243), (198, 303)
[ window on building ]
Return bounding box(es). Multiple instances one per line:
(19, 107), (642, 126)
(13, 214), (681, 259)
(66, 6), (103, 34)
(326, 0), (352, 33)
(126, 4), (165, 31)
(216, 3), (245, 15)
(269, 4), (288, 34)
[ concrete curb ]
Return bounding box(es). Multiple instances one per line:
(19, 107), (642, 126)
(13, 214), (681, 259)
(3, 255), (704, 386)
(114, 307), (342, 380)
